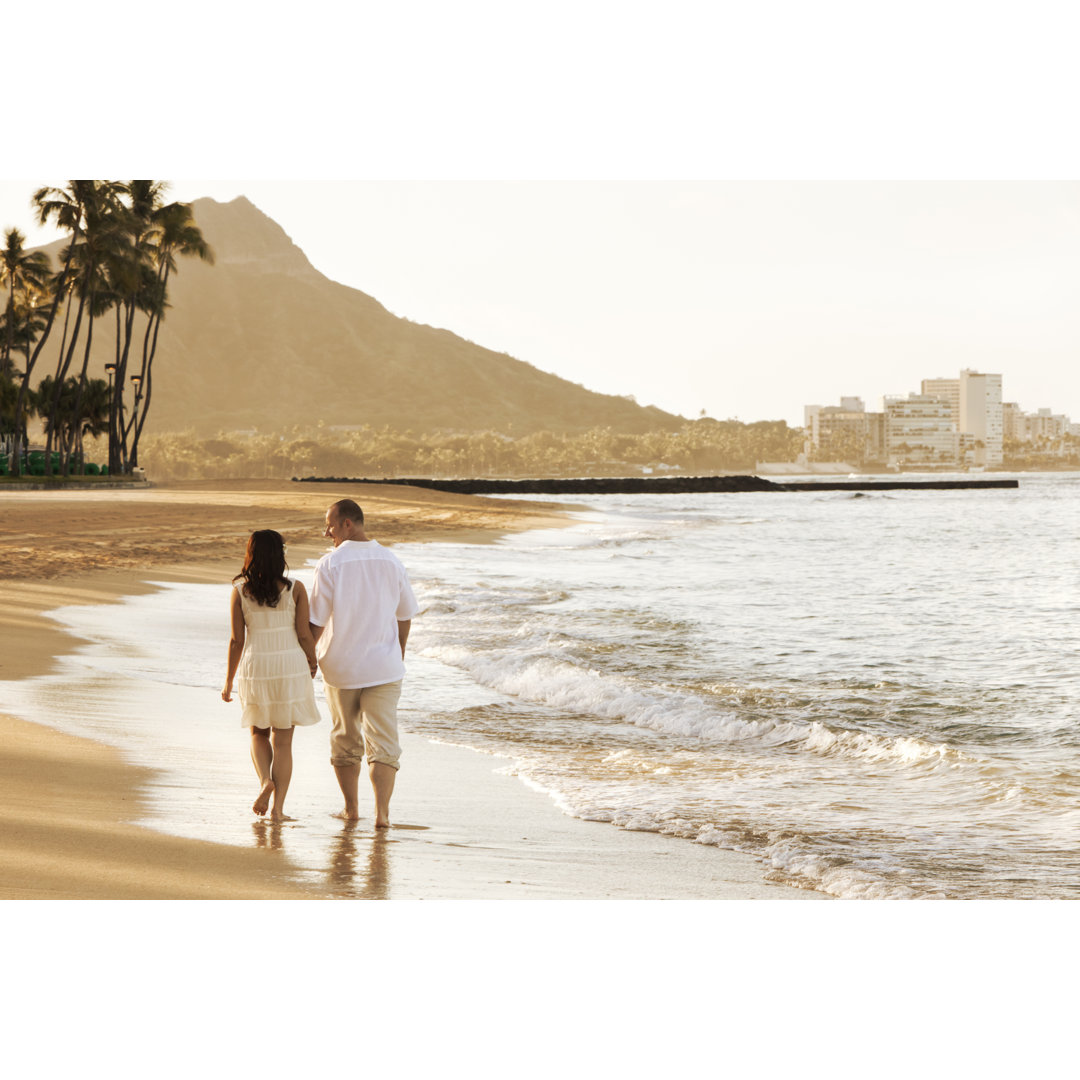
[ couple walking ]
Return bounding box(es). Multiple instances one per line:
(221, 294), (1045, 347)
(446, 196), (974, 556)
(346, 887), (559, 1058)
(222, 498), (419, 826)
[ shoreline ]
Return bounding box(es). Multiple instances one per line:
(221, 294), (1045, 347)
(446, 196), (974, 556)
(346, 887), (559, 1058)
(0, 480), (820, 900)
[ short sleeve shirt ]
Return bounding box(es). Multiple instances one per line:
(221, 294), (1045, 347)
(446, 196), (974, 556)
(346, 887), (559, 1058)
(309, 540), (420, 689)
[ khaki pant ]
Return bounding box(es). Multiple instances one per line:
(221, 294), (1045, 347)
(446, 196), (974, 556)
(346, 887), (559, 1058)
(324, 681), (403, 770)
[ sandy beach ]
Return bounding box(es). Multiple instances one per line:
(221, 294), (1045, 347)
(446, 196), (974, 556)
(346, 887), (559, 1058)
(0, 479), (818, 900)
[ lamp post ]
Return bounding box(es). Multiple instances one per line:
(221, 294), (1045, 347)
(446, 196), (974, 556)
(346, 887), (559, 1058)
(129, 375), (143, 474)
(105, 364), (117, 475)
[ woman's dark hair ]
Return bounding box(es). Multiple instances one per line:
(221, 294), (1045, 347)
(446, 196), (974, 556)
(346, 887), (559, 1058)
(233, 530), (291, 607)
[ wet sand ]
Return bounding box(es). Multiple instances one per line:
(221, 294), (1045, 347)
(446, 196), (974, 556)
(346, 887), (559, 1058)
(0, 479), (819, 899)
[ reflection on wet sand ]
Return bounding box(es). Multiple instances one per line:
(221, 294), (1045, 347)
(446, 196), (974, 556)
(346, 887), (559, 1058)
(251, 819), (284, 851)
(248, 818), (430, 898)
(328, 823), (392, 899)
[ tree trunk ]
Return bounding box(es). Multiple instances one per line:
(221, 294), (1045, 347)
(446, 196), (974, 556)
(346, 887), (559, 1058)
(113, 300), (137, 473)
(109, 305), (121, 474)
(2, 287), (14, 378)
(129, 264), (170, 471)
(65, 302), (96, 476)
(44, 288), (87, 477)
(11, 237), (76, 477)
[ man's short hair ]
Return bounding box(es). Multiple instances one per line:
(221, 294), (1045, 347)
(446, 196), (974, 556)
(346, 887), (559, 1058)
(330, 498), (364, 525)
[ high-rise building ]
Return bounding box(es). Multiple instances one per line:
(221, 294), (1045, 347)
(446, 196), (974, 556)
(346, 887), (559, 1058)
(1027, 408), (1069, 441)
(921, 378), (960, 426)
(1002, 402), (1024, 442)
(958, 369), (1003, 466)
(804, 398), (884, 463)
(1001, 405), (1076, 445)
(884, 394), (959, 465)
(920, 370), (1003, 466)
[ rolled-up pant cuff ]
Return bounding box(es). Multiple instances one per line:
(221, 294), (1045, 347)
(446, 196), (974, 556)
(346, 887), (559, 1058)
(325, 681), (403, 772)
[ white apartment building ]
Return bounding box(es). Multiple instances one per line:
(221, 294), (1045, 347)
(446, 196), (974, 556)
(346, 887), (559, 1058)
(804, 397), (865, 435)
(1002, 402), (1024, 442)
(884, 394), (959, 465)
(804, 398), (885, 462)
(1027, 408), (1070, 441)
(959, 369), (1003, 466)
(808, 370), (1005, 467)
(921, 378), (960, 426)
(1002, 404), (1079, 445)
(920, 369), (1003, 466)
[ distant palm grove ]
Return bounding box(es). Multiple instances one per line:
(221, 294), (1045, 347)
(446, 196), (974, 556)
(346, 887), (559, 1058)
(140, 420), (806, 480)
(137, 421), (1066, 480)
(0, 180), (211, 478)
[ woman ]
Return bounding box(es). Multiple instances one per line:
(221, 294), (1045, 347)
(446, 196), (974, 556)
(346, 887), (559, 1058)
(222, 530), (320, 822)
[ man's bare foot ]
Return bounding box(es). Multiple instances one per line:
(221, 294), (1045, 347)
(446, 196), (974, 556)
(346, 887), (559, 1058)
(332, 808), (361, 821)
(253, 779), (275, 816)
(375, 817), (391, 829)
(269, 812), (296, 824)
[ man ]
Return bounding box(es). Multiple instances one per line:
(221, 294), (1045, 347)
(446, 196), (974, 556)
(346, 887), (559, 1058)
(309, 498), (420, 826)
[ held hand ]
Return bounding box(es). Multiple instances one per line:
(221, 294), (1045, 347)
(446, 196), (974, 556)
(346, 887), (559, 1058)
(309, 661), (318, 679)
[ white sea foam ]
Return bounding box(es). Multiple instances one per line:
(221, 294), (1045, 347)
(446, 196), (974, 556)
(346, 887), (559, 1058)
(418, 638), (985, 777)
(398, 476), (1080, 898)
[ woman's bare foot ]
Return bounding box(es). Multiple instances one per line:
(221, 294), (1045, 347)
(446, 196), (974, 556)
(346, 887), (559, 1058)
(253, 779), (274, 816)
(332, 808), (361, 821)
(269, 812), (296, 823)
(375, 817), (391, 829)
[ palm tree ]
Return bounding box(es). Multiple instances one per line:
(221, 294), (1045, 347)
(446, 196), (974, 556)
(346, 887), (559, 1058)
(38, 181), (125, 475)
(4, 181), (102, 476)
(125, 198), (212, 471)
(1, 228), (51, 379)
(33, 375), (108, 465)
(24, 182), (97, 475)
(2, 226), (55, 473)
(0, 370), (18, 458)
(33, 373), (72, 445)
(74, 376), (110, 466)
(0, 276), (51, 398)
(5, 181), (214, 478)
(103, 181), (170, 474)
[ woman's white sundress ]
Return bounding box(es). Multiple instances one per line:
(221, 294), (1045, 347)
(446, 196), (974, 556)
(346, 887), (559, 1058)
(236, 583), (321, 729)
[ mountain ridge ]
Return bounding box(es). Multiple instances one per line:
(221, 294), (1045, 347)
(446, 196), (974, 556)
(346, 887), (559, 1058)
(32, 195), (687, 437)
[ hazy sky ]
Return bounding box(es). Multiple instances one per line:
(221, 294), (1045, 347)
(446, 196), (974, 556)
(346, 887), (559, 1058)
(3, 179), (1078, 426)
(6, 5), (1080, 431)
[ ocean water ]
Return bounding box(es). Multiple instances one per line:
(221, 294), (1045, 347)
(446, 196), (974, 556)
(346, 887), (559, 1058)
(4, 472), (1079, 898)
(399, 472), (1080, 899)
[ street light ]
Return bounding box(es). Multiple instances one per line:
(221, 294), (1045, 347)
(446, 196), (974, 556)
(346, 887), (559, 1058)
(104, 364), (118, 474)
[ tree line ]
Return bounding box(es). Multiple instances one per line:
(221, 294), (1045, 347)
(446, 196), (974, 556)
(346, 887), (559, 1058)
(1002, 435), (1080, 469)
(136, 419), (806, 480)
(1, 181), (212, 477)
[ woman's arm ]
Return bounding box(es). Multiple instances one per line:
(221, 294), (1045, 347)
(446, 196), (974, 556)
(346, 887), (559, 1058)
(222, 588), (246, 701)
(292, 581), (319, 678)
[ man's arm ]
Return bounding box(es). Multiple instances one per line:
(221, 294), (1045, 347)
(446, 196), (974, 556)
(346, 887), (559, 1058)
(308, 562), (331, 647)
(398, 619), (411, 658)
